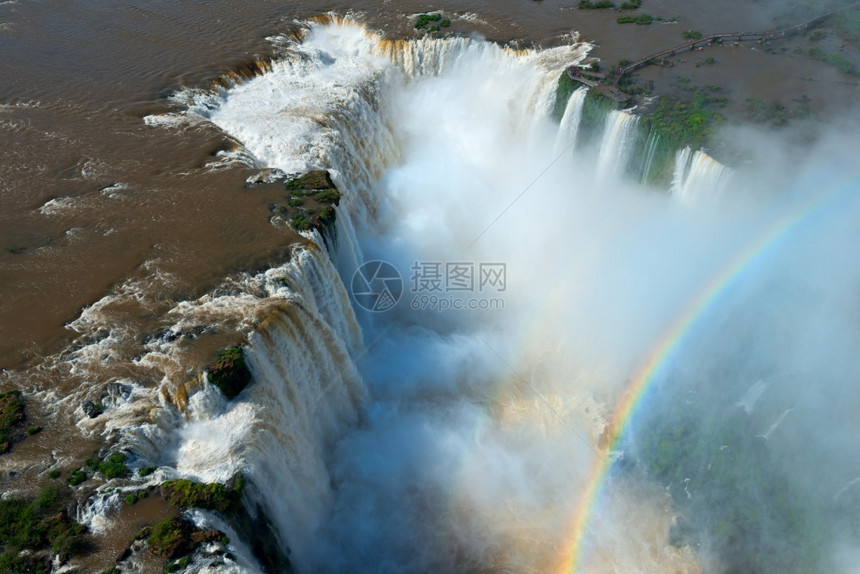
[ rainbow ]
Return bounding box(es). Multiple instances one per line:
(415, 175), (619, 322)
(556, 175), (860, 573)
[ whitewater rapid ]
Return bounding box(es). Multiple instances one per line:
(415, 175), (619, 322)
(41, 13), (860, 574)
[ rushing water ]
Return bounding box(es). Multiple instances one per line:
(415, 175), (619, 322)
(4, 3), (860, 574)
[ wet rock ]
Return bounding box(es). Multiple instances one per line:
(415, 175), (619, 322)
(82, 400), (104, 418)
(116, 547), (132, 562)
(245, 168), (287, 185)
(206, 347), (251, 400)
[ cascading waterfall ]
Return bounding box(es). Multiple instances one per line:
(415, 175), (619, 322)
(554, 86), (587, 154)
(596, 109), (640, 179)
(638, 131), (661, 184)
(671, 146), (694, 196)
(671, 146), (732, 201)
(181, 17), (706, 573)
(135, 15), (791, 574)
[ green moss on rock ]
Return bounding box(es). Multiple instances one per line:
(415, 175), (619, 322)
(284, 170), (336, 192)
(281, 170), (342, 234)
(146, 516), (196, 560)
(0, 485), (88, 560)
(206, 347), (251, 400)
(0, 390), (25, 454)
(160, 474), (244, 515)
(142, 515), (230, 569)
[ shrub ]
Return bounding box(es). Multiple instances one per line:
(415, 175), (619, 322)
(139, 465), (157, 478)
(682, 29), (702, 40)
(26, 426), (42, 436)
(86, 452), (130, 479)
(579, 0), (615, 8)
(415, 13), (442, 29)
(809, 46), (857, 75)
(67, 469), (87, 486)
(291, 213), (311, 231)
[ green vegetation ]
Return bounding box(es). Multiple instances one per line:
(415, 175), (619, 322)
(633, 86), (726, 183)
(415, 13), (440, 29)
(0, 552), (50, 573)
(641, 89), (724, 151)
(139, 465), (157, 477)
(125, 493), (139, 505)
(824, 9), (860, 43)
(809, 46), (857, 75)
(165, 555), (191, 572)
(281, 170), (342, 234)
(552, 70), (579, 122)
(682, 29), (703, 40)
(86, 451), (130, 479)
(809, 29), (826, 42)
(48, 470), (60, 479)
(414, 13), (449, 32)
(619, 0), (641, 8)
(745, 96), (812, 126)
(617, 14), (653, 24)
(160, 474), (245, 515)
(0, 485), (88, 564)
(141, 514), (231, 569)
(67, 469), (87, 486)
(637, 406), (827, 573)
(26, 425), (42, 436)
(145, 516), (196, 560)
(0, 389), (25, 453)
(578, 0), (615, 8)
(578, 89), (618, 149)
(206, 346), (251, 399)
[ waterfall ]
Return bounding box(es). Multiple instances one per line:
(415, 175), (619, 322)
(596, 110), (640, 178)
(144, 16), (719, 573)
(671, 147), (732, 202)
(638, 131), (661, 184)
(554, 86), (587, 154)
(671, 146), (693, 196)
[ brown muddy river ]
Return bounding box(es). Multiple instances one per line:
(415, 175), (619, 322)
(0, 0), (858, 571)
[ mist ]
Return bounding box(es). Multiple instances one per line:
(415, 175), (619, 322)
(201, 18), (860, 573)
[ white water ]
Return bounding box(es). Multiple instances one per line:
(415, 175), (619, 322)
(188, 18), (723, 573)
(671, 146), (732, 201)
(596, 109), (640, 179)
(554, 86), (587, 154)
(58, 14), (860, 574)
